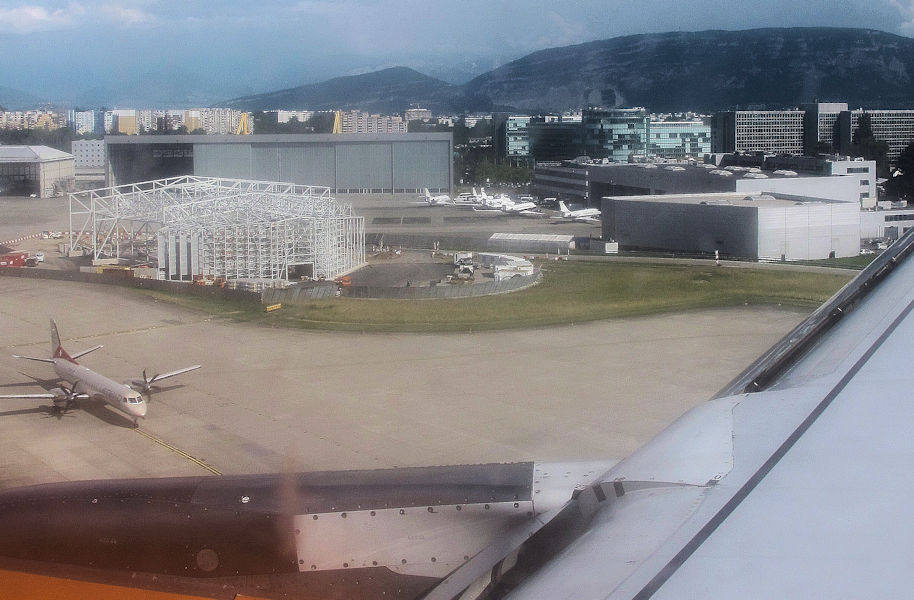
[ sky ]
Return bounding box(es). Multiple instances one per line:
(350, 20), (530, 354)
(2, 0), (914, 107)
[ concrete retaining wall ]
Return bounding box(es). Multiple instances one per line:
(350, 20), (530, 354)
(262, 284), (338, 304)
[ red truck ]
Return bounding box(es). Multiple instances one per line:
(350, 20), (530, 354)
(0, 251), (29, 267)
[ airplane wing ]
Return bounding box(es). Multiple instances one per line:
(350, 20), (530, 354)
(131, 364), (201, 392)
(500, 229), (914, 599)
(151, 364), (202, 381)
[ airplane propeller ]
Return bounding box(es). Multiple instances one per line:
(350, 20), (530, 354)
(53, 381), (89, 414)
(132, 369), (161, 398)
(131, 365), (201, 399)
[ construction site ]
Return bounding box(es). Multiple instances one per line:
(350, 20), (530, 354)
(66, 176), (366, 287)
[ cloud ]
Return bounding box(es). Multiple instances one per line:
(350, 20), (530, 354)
(889, 0), (914, 34)
(0, 0), (158, 34)
(99, 3), (157, 25)
(0, 2), (86, 33)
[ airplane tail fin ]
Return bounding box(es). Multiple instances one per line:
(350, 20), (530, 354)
(559, 201), (570, 215)
(51, 319), (61, 356)
(49, 319), (74, 362)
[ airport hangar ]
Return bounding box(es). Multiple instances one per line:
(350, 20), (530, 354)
(0, 145), (75, 198)
(601, 192), (860, 261)
(103, 133), (453, 194)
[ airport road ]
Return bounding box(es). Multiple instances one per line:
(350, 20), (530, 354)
(0, 276), (807, 490)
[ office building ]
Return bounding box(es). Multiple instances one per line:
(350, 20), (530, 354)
(646, 119), (711, 160)
(404, 108), (433, 121)
(713, 110), (805, 155)
(504, 115), (533, 166)
(340, 110), (407, 134)
(534, 156), (873, 208)
(838, 110), (914, 163)
(583, 107), (650, 162)
(528, 121), (585, 162)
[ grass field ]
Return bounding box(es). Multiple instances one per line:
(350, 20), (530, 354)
(143, 261), (855, 333)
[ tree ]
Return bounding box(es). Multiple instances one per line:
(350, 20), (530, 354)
(812, 140), (834, 155)
(851, 113), (890, 177)
(886, 141), (914, 200)
(251, 111), (279, 134)
(304, 112), (336, 134)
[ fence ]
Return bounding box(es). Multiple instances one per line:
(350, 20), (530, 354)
(341, 271), (540, 299)
(0, 267), (261, 304)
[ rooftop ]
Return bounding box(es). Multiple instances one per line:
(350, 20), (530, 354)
(0, 145), (73, 162)
(606, 192), (841, 209)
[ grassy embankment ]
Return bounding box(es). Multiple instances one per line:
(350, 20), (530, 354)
(140, 261), (854, 333)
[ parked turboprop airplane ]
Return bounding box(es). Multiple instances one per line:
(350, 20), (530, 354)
(0, 320), (200, 425)
(4, 234), (914, 599)
(553, 200), (601, 223)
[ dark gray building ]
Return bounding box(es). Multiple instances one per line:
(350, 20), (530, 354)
(534, 160), (869, 208)
(528, 122), (584, 162)
(105, 133), (453, 193)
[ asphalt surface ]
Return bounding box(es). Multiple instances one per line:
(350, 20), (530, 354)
(0, 276), (806, 490)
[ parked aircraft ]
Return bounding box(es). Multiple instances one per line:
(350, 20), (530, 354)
(0, 320), (200, 425)
(499, 199), (540, 215)
(421, 188), (452, 205)
(553, 200), (601, 223)
(3, 233), (914, 598)
(469, 188), (542, 216)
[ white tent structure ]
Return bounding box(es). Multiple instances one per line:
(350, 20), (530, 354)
(69, 176), (365, 282)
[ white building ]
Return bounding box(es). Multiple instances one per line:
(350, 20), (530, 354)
(71, 140), (105, 169)
(276, 110), (314, 125)
(339, 110), (407, 134)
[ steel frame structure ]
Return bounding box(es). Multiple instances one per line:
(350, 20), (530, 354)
(69, 176), (365, 282)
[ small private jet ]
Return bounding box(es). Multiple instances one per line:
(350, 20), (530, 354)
(553, 200), (601, 223)
(0, 320), (200, 425)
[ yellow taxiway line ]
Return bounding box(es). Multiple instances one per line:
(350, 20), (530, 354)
(134, 427), (222, 475)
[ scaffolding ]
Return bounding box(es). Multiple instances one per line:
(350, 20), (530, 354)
(69, 176), (365, 282)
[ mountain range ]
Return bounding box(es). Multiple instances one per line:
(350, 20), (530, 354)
(3, 27), (914, 114)
(221, 27), (914, 114)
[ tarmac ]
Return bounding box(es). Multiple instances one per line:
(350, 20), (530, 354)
(0, 191), (811, 492)
(0, 275), (807, 491)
